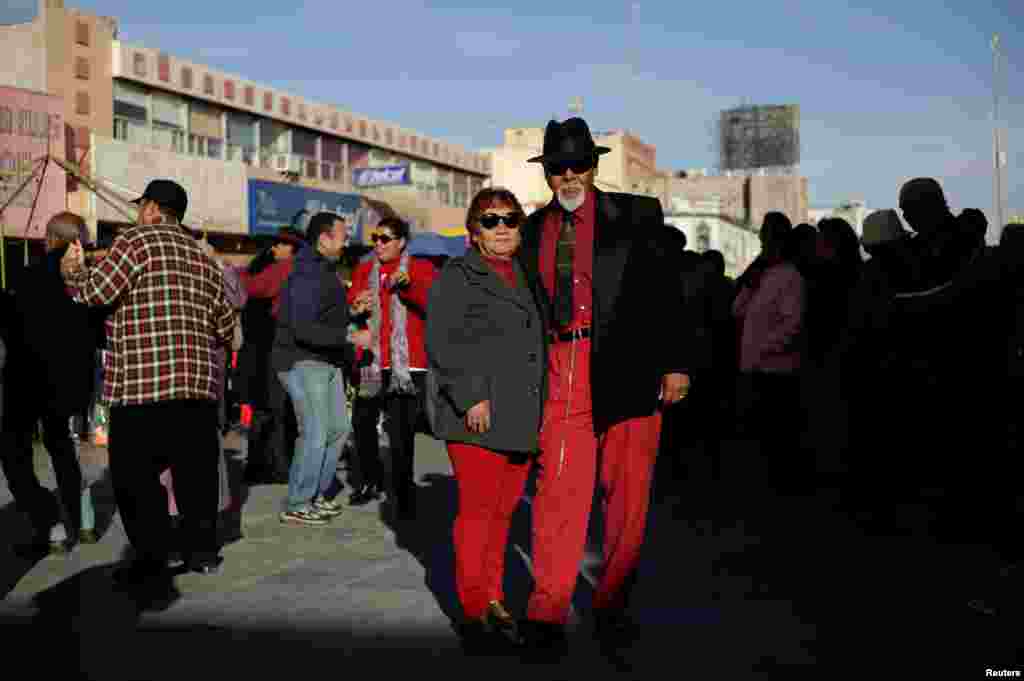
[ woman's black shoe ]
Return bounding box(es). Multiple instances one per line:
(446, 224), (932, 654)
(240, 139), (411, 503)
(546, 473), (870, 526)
(349, 484), (381, 506)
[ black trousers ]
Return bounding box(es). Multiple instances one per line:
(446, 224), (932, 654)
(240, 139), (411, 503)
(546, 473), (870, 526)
(1, 406), (82, 535)
(108, 400), (220, 566)
(350, 371), (426, 517)
(728, 371), (805, 491)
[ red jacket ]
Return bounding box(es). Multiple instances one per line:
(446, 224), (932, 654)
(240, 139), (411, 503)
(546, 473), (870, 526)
(348, 256), (436, 370)
(240, 259), (293, 318)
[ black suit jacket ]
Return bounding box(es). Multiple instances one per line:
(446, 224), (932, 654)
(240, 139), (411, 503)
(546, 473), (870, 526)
(518, 189), (698, 433)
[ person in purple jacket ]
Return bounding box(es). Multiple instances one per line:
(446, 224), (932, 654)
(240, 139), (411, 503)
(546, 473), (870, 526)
(731, 212), (807, 495)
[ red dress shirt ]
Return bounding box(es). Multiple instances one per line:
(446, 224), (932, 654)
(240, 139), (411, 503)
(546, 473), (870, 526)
(539, 190), (594, 330)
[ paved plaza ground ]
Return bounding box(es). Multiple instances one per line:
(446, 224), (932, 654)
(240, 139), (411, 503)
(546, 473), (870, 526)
(1, 432), (1020, 678)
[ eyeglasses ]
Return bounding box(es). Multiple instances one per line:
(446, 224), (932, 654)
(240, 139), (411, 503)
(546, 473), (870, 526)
(478, 213), (523, 230)
(371, 233), (395, 245)
(544, 159), (593, 177)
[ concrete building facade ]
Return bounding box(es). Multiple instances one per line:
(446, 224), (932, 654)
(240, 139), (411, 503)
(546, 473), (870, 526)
(1, 0), (489, 240)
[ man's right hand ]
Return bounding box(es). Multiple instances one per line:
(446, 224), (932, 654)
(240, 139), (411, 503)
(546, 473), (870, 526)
(465, 400), (491, 434)
(61, 240), (85, 277)
(352, 290), (374, 315)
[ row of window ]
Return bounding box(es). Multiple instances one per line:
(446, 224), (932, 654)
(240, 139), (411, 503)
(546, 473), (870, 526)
(0, 152), (39, 208)
(127, 51), (489, 172)
(0, 108), (54, 138)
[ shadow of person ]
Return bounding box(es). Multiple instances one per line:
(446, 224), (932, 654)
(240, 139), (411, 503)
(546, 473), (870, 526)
(0, 501), (49, 598)
(87, 464), (118, 542)
(379, 471), (462, 628)
(219, 441), (252, 547)
(23, 559), (181, 679)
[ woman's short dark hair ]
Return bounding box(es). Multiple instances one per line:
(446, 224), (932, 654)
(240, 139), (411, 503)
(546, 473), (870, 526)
(376, 217), (410, 242)
(465, 187), (525, 248)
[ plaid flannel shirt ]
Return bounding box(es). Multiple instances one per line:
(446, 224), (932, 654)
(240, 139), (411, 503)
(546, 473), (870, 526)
(66, 223), (236, 406)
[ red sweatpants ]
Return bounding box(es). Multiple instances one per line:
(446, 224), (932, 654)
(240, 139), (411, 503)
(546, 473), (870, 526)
(447, 442), (531, 620)
(527, 337), (662, 624)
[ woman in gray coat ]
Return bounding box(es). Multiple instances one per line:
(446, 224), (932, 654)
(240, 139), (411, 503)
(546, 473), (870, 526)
(425, 187), (547, 655)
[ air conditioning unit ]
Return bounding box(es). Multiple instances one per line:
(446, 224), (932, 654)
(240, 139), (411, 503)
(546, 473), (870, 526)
(274, 154), (302, 173)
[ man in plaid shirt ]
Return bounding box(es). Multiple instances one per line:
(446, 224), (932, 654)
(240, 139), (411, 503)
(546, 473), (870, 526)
(62, 179), (236, 586)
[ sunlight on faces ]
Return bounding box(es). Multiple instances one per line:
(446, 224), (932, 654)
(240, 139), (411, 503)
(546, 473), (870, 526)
(318, 219), (348, 260)
(271, 243), (295, 260)
(471, 200), (522, 259)
(373, 226), (406, 264)
(546, 160), (596, 213)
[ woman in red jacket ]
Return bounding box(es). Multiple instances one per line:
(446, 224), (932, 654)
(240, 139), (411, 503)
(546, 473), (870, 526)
(347, 218), (437, 520)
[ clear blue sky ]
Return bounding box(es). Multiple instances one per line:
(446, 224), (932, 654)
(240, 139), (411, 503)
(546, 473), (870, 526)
(29, 0), (1024, 222)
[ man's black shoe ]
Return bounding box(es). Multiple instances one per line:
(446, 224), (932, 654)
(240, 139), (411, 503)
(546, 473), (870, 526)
(349, 484), (381, 506)
(593, 609), (639, 669)
(185, 554), (224, 575)
(519, 619), (568, 664)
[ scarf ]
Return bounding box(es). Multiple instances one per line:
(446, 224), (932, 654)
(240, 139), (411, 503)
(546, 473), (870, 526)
(360, 251), (416, 397)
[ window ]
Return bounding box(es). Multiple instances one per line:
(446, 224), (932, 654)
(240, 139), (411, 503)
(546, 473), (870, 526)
(358, 120), (367, 138)
(76, 92), (90, 116)
(181, 67), (193, 89)
(224, 80), (235, 100)
(305, 160), (317, 179)
(75, 57), (90, 80)
(297, 103), (306, 121)
(244, 86), (254, 107)
(330, 113), (339, 130)
(206, 138), (223, 158)
(385, 129), (393, 146)
(281, 98), (291, 116)
(433, 143), (439, 157)
(371, 126), (379, 142)
(0, 107), (11, 133)
(158, 54), (170, 82)
(399, 134), (407, 149)
(321, 137), (343, 163)
(345, 117), (353, 133)
(291, 128), (317, 158)
(76, 20), (90, 46)
(264, 92), (273, 112)
(203, 74), (215, 95)
(133, 52), (147, 77)
(410, 135), (417, 150)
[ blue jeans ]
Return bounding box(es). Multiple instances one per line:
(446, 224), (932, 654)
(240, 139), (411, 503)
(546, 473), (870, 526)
(278, 361), (350, 512)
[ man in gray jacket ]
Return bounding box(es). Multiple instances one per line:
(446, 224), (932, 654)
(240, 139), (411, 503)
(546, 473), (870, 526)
(272, 212), (359, 526)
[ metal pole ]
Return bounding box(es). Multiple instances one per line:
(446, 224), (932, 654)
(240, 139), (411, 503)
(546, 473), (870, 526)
(25, 156), (48, 242)
(993, 34), (1006, 239)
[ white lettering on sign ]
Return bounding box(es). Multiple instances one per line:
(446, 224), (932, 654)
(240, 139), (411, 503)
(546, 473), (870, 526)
(354, 165), (409, 187)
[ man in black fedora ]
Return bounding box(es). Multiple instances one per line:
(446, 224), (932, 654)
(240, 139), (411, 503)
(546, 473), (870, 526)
(515, 118), (700, 662)
(62, 178), (237, 586)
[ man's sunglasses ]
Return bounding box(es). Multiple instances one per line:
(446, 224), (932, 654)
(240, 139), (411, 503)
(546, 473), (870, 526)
(371, 233), (396, 244)
(544, 159), (593, 177)
(478, 213), (523, 230)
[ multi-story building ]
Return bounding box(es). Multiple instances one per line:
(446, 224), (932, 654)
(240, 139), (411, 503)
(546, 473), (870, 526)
(1, 0), (490, 243)
(487, 126), (662, 213)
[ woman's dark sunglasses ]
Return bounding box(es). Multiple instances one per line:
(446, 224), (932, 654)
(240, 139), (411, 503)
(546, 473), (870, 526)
(544, 159), (593, 177)
(371, 233), (395, 244)
(478, 213), (523, 230)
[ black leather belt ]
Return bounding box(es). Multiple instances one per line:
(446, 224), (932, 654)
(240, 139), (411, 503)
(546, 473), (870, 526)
(551, 327), (592, 343)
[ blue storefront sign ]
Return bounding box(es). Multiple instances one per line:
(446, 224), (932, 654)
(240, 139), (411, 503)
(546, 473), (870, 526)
(248, 180), (365, 238)
(352, 165), (411, 188)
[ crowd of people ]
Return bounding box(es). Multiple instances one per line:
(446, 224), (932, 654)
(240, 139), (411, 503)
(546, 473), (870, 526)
(0, 114), (1021, 663)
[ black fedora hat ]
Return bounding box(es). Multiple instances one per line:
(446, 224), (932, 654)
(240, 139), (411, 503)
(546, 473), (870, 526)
(131, 179), (188, 221)
(527, 117), (612, 164)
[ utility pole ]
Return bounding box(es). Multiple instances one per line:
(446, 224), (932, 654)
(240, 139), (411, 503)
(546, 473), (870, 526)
(992, 33), (1008, 242)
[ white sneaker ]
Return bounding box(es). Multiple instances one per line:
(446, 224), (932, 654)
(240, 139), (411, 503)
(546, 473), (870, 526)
(49, 524), (69, 552)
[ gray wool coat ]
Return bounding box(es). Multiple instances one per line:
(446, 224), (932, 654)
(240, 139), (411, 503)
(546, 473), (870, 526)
(425, 248), (548, 456)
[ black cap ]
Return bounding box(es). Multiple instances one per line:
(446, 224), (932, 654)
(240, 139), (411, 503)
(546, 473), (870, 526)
(131, 179), (188, 221)
(527, 117), (612, 164)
